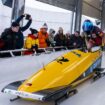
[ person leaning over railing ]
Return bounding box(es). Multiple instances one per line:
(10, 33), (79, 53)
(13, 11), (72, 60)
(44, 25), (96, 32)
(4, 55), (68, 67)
(38, 23), (50, 48)
(48, 29), (56, 47)
(24, 28), (39, 55)
(0, 14), (32, 51)
(0, 14), (32, 57)
(0, 38), (5, 51)
(69, 31), (83, 49)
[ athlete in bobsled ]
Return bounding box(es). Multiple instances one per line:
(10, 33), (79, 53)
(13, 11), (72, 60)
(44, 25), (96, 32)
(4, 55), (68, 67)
(82, 20), (103, 50)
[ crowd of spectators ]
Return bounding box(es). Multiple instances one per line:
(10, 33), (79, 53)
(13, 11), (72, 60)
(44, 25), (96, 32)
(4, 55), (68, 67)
(0, 14), (103, 56)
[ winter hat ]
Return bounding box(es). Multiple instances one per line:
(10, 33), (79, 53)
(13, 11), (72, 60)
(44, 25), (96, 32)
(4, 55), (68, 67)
(30, 28), (38, 34)
(49, 29), (55, 34)
(11, 22), (20, 27)
(41, 23), (48, 29)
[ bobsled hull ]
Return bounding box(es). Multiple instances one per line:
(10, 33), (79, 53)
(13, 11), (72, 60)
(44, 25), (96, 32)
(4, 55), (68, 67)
(2, 49), (102, 101)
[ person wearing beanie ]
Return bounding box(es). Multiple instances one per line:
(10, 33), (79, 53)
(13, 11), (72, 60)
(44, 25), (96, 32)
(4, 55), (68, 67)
(24, 28), (39, 55)
(0, 14), (32, 52)
(48, 29), (56, 47)
(38, 23), (49, 48)
(11, 22), (20, 28)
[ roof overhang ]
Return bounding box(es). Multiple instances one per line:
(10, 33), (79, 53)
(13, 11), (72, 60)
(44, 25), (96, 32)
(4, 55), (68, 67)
(1, 0), (103, 19)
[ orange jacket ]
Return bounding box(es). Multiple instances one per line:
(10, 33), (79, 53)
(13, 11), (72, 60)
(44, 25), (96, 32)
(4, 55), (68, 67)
(38, 31), (49, 48)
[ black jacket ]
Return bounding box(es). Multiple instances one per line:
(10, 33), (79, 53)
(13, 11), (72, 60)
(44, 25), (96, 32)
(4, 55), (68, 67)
(69, 35), (83, 48)
(54, 34), (66, 46)
(1, 15), (32, 50)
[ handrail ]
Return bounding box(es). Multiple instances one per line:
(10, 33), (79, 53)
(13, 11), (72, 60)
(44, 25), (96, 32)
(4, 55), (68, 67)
(0, 46), (68, 57)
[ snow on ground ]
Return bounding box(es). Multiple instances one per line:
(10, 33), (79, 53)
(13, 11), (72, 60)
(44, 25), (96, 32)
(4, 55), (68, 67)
(0, 50), (69, 105)
(0, 51), (105, 105)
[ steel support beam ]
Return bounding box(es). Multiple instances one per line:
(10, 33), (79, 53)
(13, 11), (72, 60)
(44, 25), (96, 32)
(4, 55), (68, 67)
(101, 0), (105, 31)
(74, 0), (83, 32)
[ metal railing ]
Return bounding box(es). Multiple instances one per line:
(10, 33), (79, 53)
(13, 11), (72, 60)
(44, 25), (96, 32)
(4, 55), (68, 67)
(0, 46), (68, 57)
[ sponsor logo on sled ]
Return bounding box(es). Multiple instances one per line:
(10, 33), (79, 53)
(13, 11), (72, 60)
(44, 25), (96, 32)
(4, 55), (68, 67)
(4, 89), (44, 100)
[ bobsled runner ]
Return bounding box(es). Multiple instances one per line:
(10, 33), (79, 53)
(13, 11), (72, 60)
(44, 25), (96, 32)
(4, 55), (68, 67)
(2, 47), (103, 105)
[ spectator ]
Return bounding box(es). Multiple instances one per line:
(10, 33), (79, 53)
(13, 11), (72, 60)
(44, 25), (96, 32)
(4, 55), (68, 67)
(69, 31), (83, 49)
(1, 14), (32, 50)
(54, 27), (66, 46)
(65, 31), (71, 49)
(81, 32), (87, 48)
(24, 28), (39, 55)
(48, 29), (56, 47)
(0, 38), (5, 50)
(38, 23), (49, 48)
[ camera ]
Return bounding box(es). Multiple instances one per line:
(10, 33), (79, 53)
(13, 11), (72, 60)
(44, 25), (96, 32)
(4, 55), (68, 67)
(25, 14), (31, 20)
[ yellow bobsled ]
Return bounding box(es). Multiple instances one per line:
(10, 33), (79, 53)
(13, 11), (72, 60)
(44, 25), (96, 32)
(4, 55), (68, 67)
(2, 48), (102, 103)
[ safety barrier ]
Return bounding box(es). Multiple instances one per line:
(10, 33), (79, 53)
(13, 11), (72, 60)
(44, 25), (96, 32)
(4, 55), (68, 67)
(0, 46), (68, 57)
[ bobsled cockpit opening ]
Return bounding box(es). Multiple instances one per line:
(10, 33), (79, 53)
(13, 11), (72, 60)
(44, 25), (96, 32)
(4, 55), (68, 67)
(79, 46), (101, 53)
(91, 46), (101, 52)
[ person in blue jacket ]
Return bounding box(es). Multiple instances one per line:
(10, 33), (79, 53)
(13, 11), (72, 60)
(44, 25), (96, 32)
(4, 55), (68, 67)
(1, 14), (32, 50)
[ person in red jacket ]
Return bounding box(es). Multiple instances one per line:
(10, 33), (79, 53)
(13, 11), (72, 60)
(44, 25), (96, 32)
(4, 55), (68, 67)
(24, 28), (39, 55)
(91, 33), (102, 46)
(0, 38), (5, 50)
(87, 33), (102, 50)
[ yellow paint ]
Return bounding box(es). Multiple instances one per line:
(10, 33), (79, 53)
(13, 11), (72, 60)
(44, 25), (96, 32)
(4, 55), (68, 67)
(71, 73), (94, 87)
(18, 50), (101, 94)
